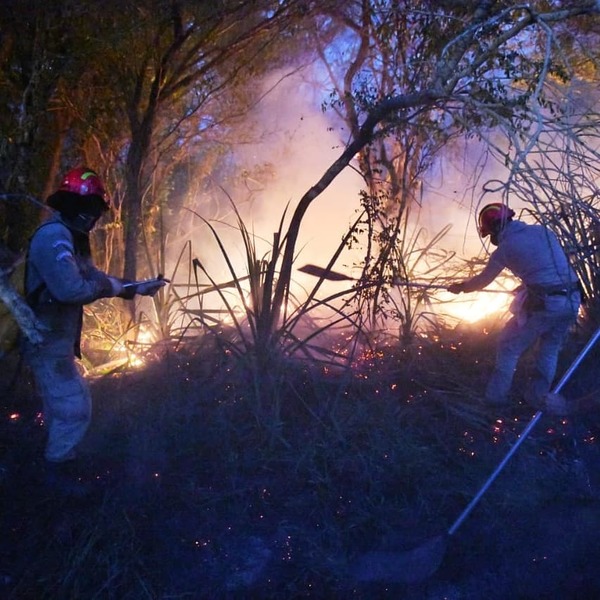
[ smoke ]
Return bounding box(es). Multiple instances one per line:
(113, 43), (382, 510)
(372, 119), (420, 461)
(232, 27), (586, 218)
(239, 72), (362, 251)
(211, 69), (365, 293)
(419, 135), (527, 258)
(181, 68), (522, 329)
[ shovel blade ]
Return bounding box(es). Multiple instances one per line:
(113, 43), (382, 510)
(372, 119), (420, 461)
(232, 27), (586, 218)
(353, 534), (447, 584)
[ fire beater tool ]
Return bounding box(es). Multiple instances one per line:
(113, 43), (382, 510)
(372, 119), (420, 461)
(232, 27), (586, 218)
(298, 263), (510, 293)
(122, 274), (170, 291)
(352, 324), (600, 584)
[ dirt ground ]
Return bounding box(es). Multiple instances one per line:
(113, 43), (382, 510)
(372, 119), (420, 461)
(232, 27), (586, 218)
(2, 341), (600, 599)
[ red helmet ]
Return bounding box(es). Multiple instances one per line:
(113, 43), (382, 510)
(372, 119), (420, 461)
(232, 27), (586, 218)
(478, 203), (515, 237)
(58, 167), (109, 207)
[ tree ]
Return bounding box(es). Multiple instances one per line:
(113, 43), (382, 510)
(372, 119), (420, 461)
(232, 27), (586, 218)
(2, 1), (600, 357)
(0, 0), (332, 351)
(268, 1), (600, 343)
(0, 0), (84, 252)
(77, 0), (321, 281)
(311, 1), (471, 336)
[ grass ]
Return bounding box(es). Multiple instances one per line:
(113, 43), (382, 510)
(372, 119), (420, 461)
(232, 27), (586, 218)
(2, 319), (600, 599)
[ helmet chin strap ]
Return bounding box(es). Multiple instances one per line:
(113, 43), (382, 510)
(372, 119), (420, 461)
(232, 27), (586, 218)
(489, 219), (508, 246)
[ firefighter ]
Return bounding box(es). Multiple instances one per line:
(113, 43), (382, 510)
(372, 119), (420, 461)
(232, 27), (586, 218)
(23, 167), (166, 489)
(447, 203), (581, 407)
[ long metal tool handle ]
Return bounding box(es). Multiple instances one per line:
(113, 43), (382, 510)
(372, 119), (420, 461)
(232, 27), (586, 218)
(552, 326), (600, 395)
(396, 282), (510, 293)
(447, 324), (600, 537)
(299, 264), (512, 293)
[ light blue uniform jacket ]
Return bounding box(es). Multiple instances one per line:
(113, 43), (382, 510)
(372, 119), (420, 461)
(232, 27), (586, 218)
(25, 215), (114, 356)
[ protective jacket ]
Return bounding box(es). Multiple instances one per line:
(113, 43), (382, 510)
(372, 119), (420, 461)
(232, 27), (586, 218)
(462, 220), (579, 293)
(25, 215), (114, 357)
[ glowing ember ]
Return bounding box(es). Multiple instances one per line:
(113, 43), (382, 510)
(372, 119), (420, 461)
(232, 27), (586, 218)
(111, 325), (157, 369)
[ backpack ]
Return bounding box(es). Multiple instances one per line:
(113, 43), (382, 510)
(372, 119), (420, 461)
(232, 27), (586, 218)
(0, 259), (30, 356)
(0, 251), (47, 357)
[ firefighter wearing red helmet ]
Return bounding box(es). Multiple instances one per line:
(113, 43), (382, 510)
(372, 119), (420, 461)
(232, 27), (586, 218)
(59, 166), (109, 199)
(47, 167), (111, 233)
(477, 202), (515, 240)
(23, 166), (167, 493)
(447, 202), (581, 409)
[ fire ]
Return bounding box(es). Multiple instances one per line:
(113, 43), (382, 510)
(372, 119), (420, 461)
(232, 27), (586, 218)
(440, 289), (513, 324)
(111, 325), (156, 369)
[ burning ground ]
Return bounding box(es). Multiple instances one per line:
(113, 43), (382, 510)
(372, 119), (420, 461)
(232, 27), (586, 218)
(2, 321), (600, 599)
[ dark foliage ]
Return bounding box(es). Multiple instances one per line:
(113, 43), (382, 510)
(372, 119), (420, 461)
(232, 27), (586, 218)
(2, 323), (600, 598)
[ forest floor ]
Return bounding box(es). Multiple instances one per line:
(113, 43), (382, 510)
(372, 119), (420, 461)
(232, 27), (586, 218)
(2, 320), (600, 599)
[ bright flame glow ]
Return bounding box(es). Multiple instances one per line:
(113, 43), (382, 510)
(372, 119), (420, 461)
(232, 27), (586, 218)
(112, 325), (156, 369)
(440, 289), (513, 323)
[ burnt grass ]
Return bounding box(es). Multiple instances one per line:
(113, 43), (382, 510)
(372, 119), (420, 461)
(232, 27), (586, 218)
(2, 320), (600, 599)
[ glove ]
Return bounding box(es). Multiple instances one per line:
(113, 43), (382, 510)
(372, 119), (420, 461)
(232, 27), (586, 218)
(136, 277), (168, 297)
(119, 279), (138, 300)
(447, 282), (466, 295)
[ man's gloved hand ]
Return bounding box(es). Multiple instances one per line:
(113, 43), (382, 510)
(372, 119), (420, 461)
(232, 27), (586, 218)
(136, 277), (168, 297)
(447, 282), (466, 294)
(112, 275), (169, 299)
(119, 280), (138, 300)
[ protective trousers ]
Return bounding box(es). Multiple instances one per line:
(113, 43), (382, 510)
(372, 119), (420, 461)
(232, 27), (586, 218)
(26, 351), (91, 462)
(485, 293), (579, 406)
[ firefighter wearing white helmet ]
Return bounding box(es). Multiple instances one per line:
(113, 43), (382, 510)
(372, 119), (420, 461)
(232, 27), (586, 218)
(447, 202), (581, 408)
(23, 167), (167, 493)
